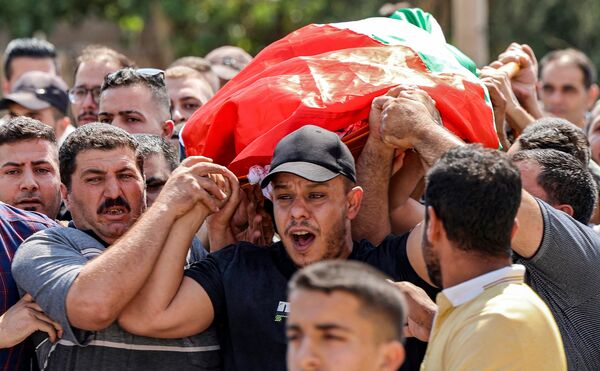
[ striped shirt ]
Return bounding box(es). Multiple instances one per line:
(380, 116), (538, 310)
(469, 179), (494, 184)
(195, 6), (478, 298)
(0, 203), (58, 371)
(12, 224), (219, 371)
(515, 200), (600, 370)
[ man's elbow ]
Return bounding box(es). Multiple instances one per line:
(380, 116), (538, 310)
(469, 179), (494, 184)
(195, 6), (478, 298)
(66, 297), (118, 331)
(118, 311), (168, 338)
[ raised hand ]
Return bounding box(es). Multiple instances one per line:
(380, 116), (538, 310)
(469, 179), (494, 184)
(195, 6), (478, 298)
(379, 86), (441, 150)
(153, 156), (233, 219)
(492, 43), (543, 119)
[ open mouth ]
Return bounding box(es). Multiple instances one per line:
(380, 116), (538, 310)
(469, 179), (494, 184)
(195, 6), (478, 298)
(291, 231), (315, 252)
(101, 206), (129, 220)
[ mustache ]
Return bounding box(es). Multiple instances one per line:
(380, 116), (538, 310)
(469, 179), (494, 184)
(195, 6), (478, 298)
(97, 196), (131, 214)
(15, 191), (41, 202)
(284, 220), (320, 235)
(77, 110), (97, 120)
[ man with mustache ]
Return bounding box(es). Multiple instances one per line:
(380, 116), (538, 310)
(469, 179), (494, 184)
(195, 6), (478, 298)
(0, 116), (62, 219)
(12, 123), (233, 370)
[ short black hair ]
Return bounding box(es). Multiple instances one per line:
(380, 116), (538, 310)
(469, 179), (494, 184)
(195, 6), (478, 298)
(101, 68), (170, 121)
(59, 123), (143, 190)
(0, 116), (56, 146)
(540, 48), (597, 89)
(512, 149), (597, 224)
(3, 38), (57, 80)
(516, 117), (590, 165)
(425, 145), (521, 258)
(133, 134), (179, 171)
(289, 260), (406, 342)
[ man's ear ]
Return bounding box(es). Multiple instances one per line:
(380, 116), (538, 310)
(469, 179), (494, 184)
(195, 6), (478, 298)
(60, 183), (70, 211)
(587, 84), (600, 109)
(426, 206), (445, 244)
(346, 186), (364, 220)
(510, 217), (519, 241)
(58, 116), (71, 131)
(162, 119), (174, 139)
(379, 341), (405, 371)
(554, 203), (574, 218)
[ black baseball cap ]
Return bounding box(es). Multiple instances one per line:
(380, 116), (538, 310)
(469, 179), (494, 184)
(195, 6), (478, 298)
(0, 71), (69, 114)
(260, 125), (356, 188)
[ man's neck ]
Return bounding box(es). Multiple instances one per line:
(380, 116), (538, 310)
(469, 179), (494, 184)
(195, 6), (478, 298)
(441, 253), (511, 289)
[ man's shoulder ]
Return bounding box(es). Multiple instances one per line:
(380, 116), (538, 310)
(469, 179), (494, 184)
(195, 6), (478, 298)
(0, 202), (59, 229)
(351, 233), (410, 261)
(482, 282), (552, 315)
(211, 241), (282, 259)
(15, 225), (104, 265)
(460, 283), (556, 329)
(22, 225), (95, 245)
(191, 241), (287, 278)
(538, 198), (600, 243)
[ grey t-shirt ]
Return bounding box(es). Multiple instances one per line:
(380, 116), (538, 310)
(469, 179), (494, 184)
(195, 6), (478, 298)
(515, 200), (600, 371)
(12, 226), (219, 371)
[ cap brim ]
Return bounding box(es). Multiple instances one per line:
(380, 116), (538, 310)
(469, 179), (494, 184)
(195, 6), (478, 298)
(0, 92), (50, 111)
(260, 161), (339, 188)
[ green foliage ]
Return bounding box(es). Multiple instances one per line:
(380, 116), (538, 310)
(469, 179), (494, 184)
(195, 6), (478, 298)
(0, 0), (382, 58)
(488, 0), (600, 70)
(2, 0), (600, 72)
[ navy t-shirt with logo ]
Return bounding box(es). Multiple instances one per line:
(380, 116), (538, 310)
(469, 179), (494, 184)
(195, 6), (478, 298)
(184, 233), (438, 371)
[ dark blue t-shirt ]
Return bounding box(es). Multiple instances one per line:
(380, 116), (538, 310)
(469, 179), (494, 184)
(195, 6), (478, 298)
(184, 234), (438, 371)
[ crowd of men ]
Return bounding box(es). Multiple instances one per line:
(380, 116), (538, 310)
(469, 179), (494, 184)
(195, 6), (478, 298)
(0, 32), (599, 371)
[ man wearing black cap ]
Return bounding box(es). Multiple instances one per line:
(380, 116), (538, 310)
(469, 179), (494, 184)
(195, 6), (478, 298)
(1, 71), (74, 146)
(118, 119), (437, 370)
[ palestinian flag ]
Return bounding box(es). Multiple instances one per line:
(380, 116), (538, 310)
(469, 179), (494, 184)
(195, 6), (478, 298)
(182, 8), (497, 179)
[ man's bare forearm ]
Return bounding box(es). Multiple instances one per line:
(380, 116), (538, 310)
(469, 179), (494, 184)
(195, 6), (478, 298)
(412, 124), (465, 169)
(66, 203), (178, 330)
(119, 205), (209, 333)
(353, 135), (395, 244)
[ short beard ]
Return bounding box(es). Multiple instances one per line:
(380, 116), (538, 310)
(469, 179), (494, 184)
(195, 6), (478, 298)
(322, 210), (351, 261)
(422, 220), (443, 288)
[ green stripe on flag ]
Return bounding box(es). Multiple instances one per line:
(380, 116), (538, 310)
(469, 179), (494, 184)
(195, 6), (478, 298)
(391, 8), (477, 75)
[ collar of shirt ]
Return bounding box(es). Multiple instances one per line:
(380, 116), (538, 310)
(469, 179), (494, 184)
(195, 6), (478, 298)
(67, 220), (111, 248)
(441, 264), (526, 307)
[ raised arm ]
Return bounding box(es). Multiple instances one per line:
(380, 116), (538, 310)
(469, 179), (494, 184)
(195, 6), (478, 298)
(378, 88), (544, 272)
(496, 43), (544, 120)
(119, 162), (239, 338)
(65, 157), (230, 331)
(352, 95), (396, 244)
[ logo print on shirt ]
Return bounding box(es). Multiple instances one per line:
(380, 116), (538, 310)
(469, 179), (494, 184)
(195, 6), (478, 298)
(275, 301), (290, 322)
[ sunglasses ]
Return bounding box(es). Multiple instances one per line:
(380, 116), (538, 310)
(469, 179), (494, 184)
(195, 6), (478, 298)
(106, 67), (165, 81)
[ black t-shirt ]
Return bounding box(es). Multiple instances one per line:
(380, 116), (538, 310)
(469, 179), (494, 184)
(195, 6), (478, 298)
(184, 234), (438, 371)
